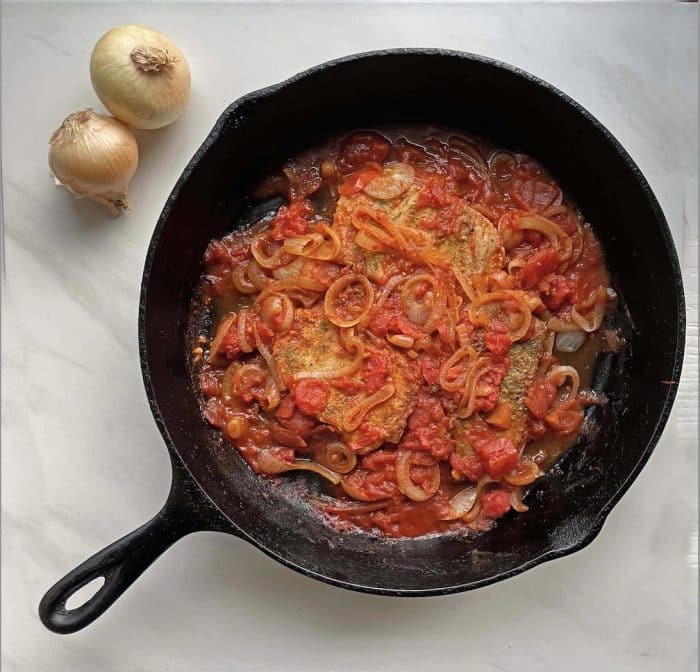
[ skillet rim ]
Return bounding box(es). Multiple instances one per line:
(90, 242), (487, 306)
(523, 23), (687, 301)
(138, 48), (686, 596)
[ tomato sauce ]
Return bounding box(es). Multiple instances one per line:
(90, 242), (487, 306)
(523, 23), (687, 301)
(189, 127), (616, 538)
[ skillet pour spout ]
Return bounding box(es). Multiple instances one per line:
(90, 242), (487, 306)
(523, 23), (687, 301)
(39, 49), (685, 633)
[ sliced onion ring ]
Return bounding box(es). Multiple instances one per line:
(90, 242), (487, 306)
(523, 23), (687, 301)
(324, 273), (374, 328)
(257, 450), (341, 485)
(325, 442), (357, 474)
(208, 314), (236, 363)
(395, 451), (440, 502)
(342, 384), (395, 433)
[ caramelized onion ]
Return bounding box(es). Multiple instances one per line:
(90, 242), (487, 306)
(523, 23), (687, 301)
(342, 384), (396, 432)
(451, 265), (478, 302)
(401, 274), (446, 332)
(251, 236), (292, 269)
(516, 213), (573, 263)
(324, 274), (374, 328)
(310, 497), (389, 514)
(504, 461), (540, 487)
(245, 260), (269, 291)
(468, 290), (532, 342)
(363, 162), (415, 200)
(254, 330), (286, 391)
(439, 345), (477, 393)
(373, 275), (406, 313)
(355, 230), (386, 252)
(325, 442), (357, 474)
(237, 308), (253, 353)
(283, 223), (340, 261)
(508, 486), (529, 512)
(208, 314), (235, 363)
(441, 486), (478, 520)
(256, 450), (341, 485)
(293, 338), (364, 381)
(255, 277), (326, 307)
(547, 364), (580, 401)
(387, 334), (415, 349)
(571, 286), (607, 332)
(272, 257), (305, 280)
(395, 451), (440, 502)
(231, 264), (257, 294)
(260, 293), (294, 334)
(260, 375), (281, 411)
(457, 356), (492, 419)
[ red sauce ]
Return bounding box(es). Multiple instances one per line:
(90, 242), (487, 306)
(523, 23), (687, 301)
(190, 127), (614, 538)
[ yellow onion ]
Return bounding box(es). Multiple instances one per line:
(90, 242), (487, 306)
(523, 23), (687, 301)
(48, 109), (138, 215)
(90, 25), (190, 129)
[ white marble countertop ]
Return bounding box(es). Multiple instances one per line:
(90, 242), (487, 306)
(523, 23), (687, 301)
(2, 2), (697, 671)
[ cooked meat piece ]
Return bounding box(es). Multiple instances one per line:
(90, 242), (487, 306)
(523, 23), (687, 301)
(455, 318), (548, 454)
(273, 306), (419, 452)
(333, 184), (503, 283)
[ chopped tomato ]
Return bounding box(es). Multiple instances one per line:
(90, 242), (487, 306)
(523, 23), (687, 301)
(350, 423), (388, 452)
(361, 449), (396, 470)
(545, 404), (584, 435)
(204, 236), (251, 267)
(472, 435), (519, 479)
(450, 453), (484, 482)
(364, 351), (389, 394)
(277, 409), (316, 439)
(510, 175), (560, 213)
(219, 319), (240, 359)
(368, 293), (401, 337)
(520, 247), (560, 289)
(419, 356), (441, 386)
(417, 177), (450, 209)
(275, 395), (296, 420)
(400, 393), (454, 460)
(525, 379), (557, 418)
(268, 201), (312, 240)
(485, 331), (512, 357)
(338, 164), (383, 196)
(541, 275), (576, 311)
(294, 380), (330, 415)
(337, 132), (391, 174)
(481, 489), (511, 519)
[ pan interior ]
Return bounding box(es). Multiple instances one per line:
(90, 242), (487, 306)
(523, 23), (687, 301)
(141, 52), (683, 593)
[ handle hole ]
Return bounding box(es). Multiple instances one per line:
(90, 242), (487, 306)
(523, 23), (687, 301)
(65, 576), (105, 611)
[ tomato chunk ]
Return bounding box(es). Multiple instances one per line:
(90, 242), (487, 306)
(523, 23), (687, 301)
(525, 379), (557, 418)
(482, 489), (511, 519)
(472, 436), (519, 479)
(294, 380), (330, 415)
(511, 175), (560, 213)
(363, 351), (389, 394)
(337, 132), (391, 173)
(520, 247), (560, 289)
(269, 201), (312, 240)
(485, 331), (512, 357)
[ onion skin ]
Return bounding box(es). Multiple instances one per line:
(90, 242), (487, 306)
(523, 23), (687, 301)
(90, 25), (191, 129)
(48, 109), (138, 215)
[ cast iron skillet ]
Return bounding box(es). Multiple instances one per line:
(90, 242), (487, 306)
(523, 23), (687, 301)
(39, 49), (685, 634)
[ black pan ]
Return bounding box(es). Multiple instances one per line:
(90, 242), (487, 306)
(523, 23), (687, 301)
(39, 49), (685, 634)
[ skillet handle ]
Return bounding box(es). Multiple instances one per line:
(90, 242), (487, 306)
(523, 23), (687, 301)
(39, 459), (225, 634)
